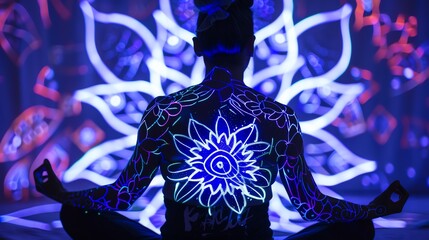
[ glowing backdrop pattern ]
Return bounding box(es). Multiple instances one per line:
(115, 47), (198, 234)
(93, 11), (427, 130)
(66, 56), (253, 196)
(0, 0), (428, 233)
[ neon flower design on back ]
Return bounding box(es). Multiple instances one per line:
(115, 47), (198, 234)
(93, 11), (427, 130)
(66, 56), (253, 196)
(168, 114), (272, 214)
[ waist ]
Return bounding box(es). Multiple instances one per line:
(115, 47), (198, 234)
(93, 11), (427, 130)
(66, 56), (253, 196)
(161, 198), (272, 239)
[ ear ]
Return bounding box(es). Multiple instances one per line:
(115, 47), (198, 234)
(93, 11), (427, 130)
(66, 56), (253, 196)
(193, 37), (203, 57)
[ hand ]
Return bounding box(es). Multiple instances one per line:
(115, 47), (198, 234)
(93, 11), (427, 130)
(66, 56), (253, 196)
(368, 180), (409, 217)
(33, 159), (67, 203)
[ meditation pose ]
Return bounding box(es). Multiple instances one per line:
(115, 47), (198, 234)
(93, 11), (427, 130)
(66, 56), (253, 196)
(34, 0), (408, 239)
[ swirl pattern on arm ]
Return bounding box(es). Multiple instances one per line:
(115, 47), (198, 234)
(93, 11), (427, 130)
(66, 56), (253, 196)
(63, 99), (168, 210)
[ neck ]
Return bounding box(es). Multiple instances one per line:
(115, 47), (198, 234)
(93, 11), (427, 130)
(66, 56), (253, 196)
(204, 63), (245, 81)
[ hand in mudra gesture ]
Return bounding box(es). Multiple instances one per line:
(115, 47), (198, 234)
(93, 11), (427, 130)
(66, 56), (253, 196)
(369, 180), (409, 217)
(33, 159), (67, 203)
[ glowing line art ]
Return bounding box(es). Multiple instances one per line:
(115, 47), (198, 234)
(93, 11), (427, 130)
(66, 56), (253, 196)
(0, 3), (42, 64)
(80, 0), (165, 97)
(153, 10), (195, 45)
(3, 0), (411, 234)
(0, 0), (425, 235)
(74, 90), (138, 135)
(62, 0), (379, 232)
(277, 4), (353, 105)
(0, 203), (61, 231)
(168, 115), (271, 214)
(299, 83), (364, 133)
(63, 135), (137, 183)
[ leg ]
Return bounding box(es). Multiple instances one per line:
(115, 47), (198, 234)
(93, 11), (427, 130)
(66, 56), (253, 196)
(60, 204), (161, 240)
(286, 220), (375, 240)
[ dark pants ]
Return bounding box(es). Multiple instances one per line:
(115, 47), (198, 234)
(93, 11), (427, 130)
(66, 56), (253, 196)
(60, 204), (374, 240)
(286, 220), (375, 240)
(60, 205), (161, 240)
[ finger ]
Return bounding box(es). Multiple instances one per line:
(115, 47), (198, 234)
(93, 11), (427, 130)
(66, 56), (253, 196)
(387, 181), (406, 196)
(392, 183), (409, 211)
(393, 182), (409, 199)
(34, 166), (51, 184)
(34, 160), (49, 179)
(34, 163), (46, 175)
(42, 159), (60, 179)
(391, 180), (400, 186)
(397, 187), (409, 204)
(35, 171), (47, 184)
(33, 167), (46, 182)
(43, 159), (54, 172)
(34, 172), (47, 193)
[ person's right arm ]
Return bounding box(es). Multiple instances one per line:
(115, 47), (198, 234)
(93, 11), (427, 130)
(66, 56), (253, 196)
(276, 111), (408, 223)
(33, 97), (168, 211)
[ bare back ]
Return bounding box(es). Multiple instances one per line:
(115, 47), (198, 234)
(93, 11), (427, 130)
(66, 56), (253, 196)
(130, 67), (296, 210)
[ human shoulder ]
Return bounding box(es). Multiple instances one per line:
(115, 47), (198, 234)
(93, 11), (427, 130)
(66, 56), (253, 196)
(142, 84), (212, 121)
(239, 87), (295, 115)
(164, 83), (214, 106)
(266, 96), (296, 115)
(146, 86), (192, 108)
(233, 86), (298, 122)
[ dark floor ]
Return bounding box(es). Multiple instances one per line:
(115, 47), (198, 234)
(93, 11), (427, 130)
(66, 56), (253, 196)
(1, 195), (428, 240)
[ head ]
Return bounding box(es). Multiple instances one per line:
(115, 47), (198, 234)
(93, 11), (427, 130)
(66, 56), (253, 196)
(193, 0), (255, 75)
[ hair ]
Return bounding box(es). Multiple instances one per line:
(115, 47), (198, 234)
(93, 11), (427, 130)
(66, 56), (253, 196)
(195, 0), (254, 58)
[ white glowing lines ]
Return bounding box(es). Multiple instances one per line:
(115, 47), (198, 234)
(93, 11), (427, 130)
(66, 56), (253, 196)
(73, 81), (156, 127)
(269, 181), (306, 232)
(153, 10), (195, 46)
(250, 1), (355, 107)
(80, 1), (125, 84)
(0, 204), (62, 231)
(65, 0), (381, 232)
(168, 115), (271, 214)
(309, 129), (377, 186)
(74, 90), (137, 135)
(252, 0), (298, 88)
(80, 0), (166, 96)
(277, 4), (354, 105)
(299, 82), (364, 132)
(63, 134), (137, 183)
(146, 58), (192, 87)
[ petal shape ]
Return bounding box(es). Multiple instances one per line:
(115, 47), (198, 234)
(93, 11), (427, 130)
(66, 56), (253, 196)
(215, 116), (230, 137)
(234, 124), (257, 146)
(253, 169), (272, 187)
(188, 169), (206, 181)
(167, 102), (182, 116)
(173, 134), (196, 158)
(174, 181), (201, 203)
(245, 142), (270, 152)
(244, 185), (265, 201)
(80, 1), (159, 84)
(167, 162), (195, 181)
(199, 185), (222, 208)
(189, 119), (212, 145)
(223, 190), (246, 214)
(0, 106), (63, 163)
(0, 4), (41, 64)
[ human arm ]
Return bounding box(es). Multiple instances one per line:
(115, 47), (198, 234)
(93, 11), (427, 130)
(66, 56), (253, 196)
(34, 99), (167, 211)
(276, 117), (408, 222)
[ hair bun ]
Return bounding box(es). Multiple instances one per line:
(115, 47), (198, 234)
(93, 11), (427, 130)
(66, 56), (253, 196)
(194, 0), (253, 12)
(194, 0), (235, 12)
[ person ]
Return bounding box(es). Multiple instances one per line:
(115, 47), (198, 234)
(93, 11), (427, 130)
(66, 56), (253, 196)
(33, 0), (409, 239)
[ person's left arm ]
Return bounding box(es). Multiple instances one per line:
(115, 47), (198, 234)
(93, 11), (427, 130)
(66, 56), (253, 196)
(276, 107), (408, 222)
(34, 98), (168, 211)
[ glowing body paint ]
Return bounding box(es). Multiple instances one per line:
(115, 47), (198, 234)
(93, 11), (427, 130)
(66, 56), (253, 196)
(63, 68), (384, 230)
(168, 115), (271, 215)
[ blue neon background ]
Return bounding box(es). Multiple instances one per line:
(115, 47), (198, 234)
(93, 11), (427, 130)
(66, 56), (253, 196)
(0, 0), (428, 233)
